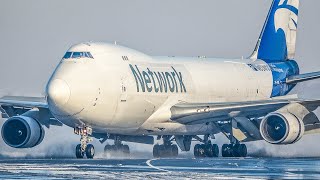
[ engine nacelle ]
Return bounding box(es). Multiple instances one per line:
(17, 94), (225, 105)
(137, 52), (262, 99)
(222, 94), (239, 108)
(1, 116), (45, 148)
(260, 112), (304, 144)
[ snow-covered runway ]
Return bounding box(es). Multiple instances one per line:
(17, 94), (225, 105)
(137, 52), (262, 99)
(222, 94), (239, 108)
(0, 158), (319, 179)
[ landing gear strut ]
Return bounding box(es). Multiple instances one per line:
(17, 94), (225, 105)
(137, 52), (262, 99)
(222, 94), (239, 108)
(153, 135), (179, 158)
(193, 135), (219, 158)
(104, 136), (130, 156)
(74, 127), (95, 159)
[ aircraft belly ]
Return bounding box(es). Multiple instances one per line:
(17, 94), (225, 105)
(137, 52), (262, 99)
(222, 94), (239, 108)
(138, 122), (220, 136)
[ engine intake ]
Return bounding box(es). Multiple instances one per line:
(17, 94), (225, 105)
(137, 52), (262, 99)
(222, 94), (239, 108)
(1, 116), (45, 148)
(260, 112), (304, 144)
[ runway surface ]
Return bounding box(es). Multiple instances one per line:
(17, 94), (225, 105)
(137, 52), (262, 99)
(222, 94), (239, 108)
(0, 158), (320, 179)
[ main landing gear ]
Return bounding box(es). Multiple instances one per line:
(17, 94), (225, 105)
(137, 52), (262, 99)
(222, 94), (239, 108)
(74, 127), (95, 159)
(217, 119), (248, 157)
(221, 144), (247, 157)
(104, 136), (130, 156)
(153, 135), (179, 158)
(192, 132), (247, 158)
(193, 143), (247, 158)
(193, 135), (219, 158)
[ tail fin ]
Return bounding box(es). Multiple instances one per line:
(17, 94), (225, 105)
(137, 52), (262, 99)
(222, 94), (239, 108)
(250, 0), (300, 62)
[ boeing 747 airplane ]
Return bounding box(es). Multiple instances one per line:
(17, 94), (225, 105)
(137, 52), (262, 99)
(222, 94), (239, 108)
(1, 0), (320, 158)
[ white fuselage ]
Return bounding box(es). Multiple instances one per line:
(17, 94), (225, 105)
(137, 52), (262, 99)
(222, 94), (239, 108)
(46, 43), (273, 136)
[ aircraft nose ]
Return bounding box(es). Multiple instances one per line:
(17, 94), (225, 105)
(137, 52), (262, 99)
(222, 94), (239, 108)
(47, 79), (70, 106)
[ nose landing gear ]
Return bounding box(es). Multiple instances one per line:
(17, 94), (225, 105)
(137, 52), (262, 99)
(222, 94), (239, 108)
(74, 127), (95, 159)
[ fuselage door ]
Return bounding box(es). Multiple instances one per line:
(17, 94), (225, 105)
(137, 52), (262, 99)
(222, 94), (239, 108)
(120, 76), (128, 102)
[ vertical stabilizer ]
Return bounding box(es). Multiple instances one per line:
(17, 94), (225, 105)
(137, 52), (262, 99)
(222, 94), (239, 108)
(250, 0), (300, 62)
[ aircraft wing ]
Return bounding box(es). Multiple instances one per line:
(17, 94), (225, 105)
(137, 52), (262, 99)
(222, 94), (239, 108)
(0, 96), (48, 109)
(0, 96), (62, 127)
(170, 96), (320, 142)
(171, 96), (320, 124)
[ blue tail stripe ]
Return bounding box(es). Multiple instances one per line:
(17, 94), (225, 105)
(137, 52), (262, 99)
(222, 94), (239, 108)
(257, 0), (299, 62)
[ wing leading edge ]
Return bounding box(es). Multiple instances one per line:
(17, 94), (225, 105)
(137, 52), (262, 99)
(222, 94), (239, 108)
(0, 96), (48, 108)
(0, 95), (62, 127)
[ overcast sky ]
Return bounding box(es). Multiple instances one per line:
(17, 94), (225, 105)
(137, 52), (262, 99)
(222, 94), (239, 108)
(0, 0), (320, 158)
(0, 0), (319, 97)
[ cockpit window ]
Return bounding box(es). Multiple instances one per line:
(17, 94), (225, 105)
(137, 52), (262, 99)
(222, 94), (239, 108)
(87, 52), (94, 58)
(63, 52), (72, 59)
(63, 52), (94, 59)
(72, 52), (83, 58)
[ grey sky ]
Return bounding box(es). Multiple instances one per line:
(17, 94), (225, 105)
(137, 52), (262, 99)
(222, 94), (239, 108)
(0, 0), (320, 158)
(0, 0), (319, 96)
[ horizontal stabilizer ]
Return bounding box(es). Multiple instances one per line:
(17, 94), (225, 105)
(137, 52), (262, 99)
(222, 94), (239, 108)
(286, 71), (320, 84)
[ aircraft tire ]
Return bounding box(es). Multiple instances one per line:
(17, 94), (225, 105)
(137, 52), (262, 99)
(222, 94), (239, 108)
(222, 144), (233, 157)
(194, 144), (206, 158)
(232, 144), (247, 157)
(199, 144), (206, 157)
(104, 145), (112, 153)
(76, 144), (84, 159)
(194, 144), (201, 158)
(163, 145), (172, 157)
(205, 144), (219, 157)
(153, 144), (160, 158)
(171, 144), (179, 157)
(85, 144), (95, 159)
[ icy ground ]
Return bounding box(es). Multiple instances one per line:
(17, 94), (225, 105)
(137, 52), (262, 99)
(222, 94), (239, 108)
(0, 158), (319, 179)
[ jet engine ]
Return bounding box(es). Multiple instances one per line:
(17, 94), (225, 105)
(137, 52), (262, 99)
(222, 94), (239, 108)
(1, 116), (45, 148)
(260, 112), (304, 144)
